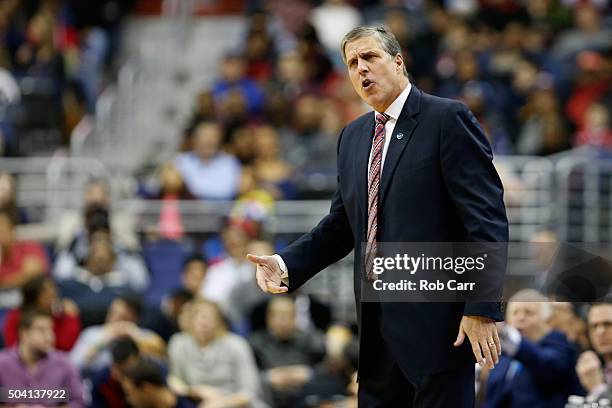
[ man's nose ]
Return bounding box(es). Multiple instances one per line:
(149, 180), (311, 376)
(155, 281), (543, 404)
(357, 59), (368, 74)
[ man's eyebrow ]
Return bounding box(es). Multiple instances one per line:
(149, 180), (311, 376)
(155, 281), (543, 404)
(347, 50), (379, 64)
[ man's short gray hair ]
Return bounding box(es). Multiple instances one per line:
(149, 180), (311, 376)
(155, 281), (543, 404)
(340, 26), (409, 78)
(508, 289), (553, 321)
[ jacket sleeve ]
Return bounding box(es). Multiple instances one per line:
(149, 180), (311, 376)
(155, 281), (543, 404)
(279, 127), (355, 292)
(440, 102), (509, 321)
(514, 332), (578, 387)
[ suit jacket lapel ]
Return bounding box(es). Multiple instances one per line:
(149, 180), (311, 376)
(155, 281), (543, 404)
(379, 87), (421, 207)
(356, 114), (375, 239)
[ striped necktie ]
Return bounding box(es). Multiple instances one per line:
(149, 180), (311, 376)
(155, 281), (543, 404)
(365, 112), (389, 280)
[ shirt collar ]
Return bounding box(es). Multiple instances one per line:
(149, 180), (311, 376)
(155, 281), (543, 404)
(375, 82), (412, 121)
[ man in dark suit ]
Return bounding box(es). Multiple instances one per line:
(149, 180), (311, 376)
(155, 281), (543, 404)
(247, 26), (508, 407)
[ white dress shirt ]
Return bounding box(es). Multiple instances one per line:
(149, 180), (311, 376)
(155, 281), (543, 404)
(274, 83), (413, 280)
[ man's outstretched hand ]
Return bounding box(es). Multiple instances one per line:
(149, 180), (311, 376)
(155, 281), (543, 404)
(454, 315), (501, 369)
(246, 254), (288, 294)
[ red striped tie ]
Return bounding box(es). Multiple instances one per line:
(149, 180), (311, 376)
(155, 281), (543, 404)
(365, 112), (389, 280)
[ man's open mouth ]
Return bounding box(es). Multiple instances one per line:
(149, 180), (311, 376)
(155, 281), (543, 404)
(362, 78), (374, 91)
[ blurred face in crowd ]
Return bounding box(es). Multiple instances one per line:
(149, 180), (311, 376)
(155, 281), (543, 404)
(193, 123), (222, 161)
(344, 35), (408, 113)
(20, 316), (55, 358)
(36, 279), (58, 313)
(107, 299), (138, 324)
(588, 304), (612, 357)
(506, 301), (550, 341)
(222, 225), (249, 260)
(86, 234), (116, 275)
(191, 302), (222, 345)
(181, 259), (207, 295)
(253, 126), (280, 160)
(267, 297), (297, 341)
(220, 56), (246, 83)
(27, 13), (54, 47)
(0, 172), (16, 206)
(575, 4), (601, 31)
(278, 52), (305, 83)
(159, 162), (184, 194)
(85, 182), (110, 208)
(294, 95), (322, 132)
(585, 103), (610, 130)
(0, 212), (15, 247)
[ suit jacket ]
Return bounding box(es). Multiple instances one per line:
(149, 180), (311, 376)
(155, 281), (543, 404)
(484, 331), (584, 408)
(279, 86), (508, 383)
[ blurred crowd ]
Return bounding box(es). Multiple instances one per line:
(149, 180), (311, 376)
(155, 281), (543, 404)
(0, 0), (611, 407)
(138, 0), (612, 206)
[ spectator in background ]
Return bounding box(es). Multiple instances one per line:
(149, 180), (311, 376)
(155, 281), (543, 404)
(574, 102), (612, 149)
(141, 289), (194, 343)
(551, 4), (611, 62)
(91, 336), (141, 408)
(0, 171), (28, 224)
(150, 162), (194, 241)
(576, 302), (612, 400)
(296, 324), (356, 406)
(516, 86), (570, 155)
(483, 289), (583, 407)
(227, 125), (255, 165)
(252, 124), (296, 199)
(175, 121), (241, 200)
(168, 298), (264, 408)
(180, 255), (207, 297)
(57, 231), (149, 324)
(200, 222), (252, 307)
(273, 51), (310, 103)
(0, 309), (85, 407)
(249, 296), (325, 408)
(70, 295), (165, 374)
(565, 50), (610, 129)
(122, 360), (197, 408)
(227, 239), (275, 332)
(3, 275), (81, 351)
(0, 209), (49, 299)
(549, 302), (590, 351)
(212, 52), (264, 116)
(140, 255), (203, 340)
(12, 11), (65, 100)
(243, 23), (275, 83)
(55, 178), (139, 254)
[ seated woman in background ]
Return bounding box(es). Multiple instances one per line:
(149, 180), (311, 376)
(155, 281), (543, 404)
(168, 298), (266, 408)
(251, 125), (296, 200)
(3, 275), (81, 351)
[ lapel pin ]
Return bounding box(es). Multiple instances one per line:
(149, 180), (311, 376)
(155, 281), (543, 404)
(396, 133), (404, 140)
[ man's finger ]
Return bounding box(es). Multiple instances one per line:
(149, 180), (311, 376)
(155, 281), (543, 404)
(265, 281), (288, 293)
(247, 253), (268, 265)
(486, 337), (499, 365)
(255, 268), (268, 292)
(453, 327), (465, 347)
(472, 342), (485, 367)
(479, 338), (495, 369)
(493, 327), (502, 356)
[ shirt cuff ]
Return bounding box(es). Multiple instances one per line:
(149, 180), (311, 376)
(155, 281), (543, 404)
(272, 254), (289, 286)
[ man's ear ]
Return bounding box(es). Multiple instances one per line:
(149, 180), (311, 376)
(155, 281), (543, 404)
(395, 53), (404, 73)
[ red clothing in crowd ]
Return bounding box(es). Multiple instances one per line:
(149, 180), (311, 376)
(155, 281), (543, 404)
(0, 241), (50, 284)
(3, 309), (82, 351)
